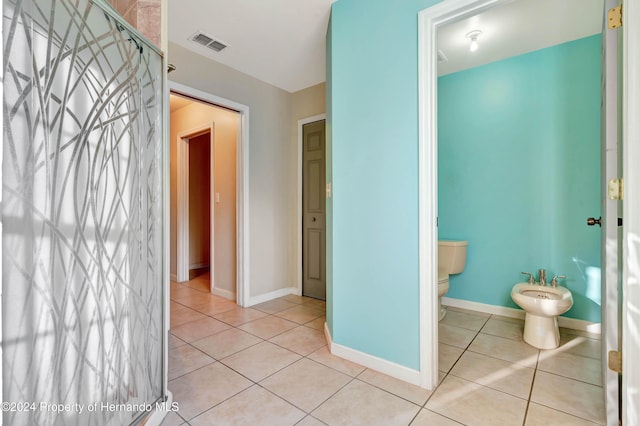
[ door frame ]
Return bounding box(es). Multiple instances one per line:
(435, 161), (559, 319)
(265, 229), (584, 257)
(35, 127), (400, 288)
(176, 124), (215, 284)
(622, 1), (640, 423)
(418, 0), (640, 402)
(297, 114), (326, 295)
(169, 81), (250, 307)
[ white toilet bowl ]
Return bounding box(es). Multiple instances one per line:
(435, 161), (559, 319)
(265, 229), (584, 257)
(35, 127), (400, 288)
(437, 240), (468, 321)
(437, 270), (449, 321)
(511, 283), (573, 349)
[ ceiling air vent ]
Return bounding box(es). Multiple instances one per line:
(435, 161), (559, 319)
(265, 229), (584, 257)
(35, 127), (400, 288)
(190, 31), (228, 52)
(437, 50), (448, 63)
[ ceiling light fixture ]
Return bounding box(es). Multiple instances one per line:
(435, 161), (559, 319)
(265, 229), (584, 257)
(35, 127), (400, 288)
(466, 30), (482, 52)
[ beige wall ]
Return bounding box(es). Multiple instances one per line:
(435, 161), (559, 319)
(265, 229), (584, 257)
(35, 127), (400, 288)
(170, 101), (238, 296)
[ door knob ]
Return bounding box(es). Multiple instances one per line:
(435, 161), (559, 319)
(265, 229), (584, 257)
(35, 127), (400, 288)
(586, 216), (602, 227)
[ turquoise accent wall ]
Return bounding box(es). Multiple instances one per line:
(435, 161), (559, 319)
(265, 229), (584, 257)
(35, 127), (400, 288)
(328, 0), (441, 370)
(438, 35), (602, 322)
(326, 13), (334, 332)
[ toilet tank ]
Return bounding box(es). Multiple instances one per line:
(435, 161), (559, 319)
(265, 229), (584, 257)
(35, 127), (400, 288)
(438, 240), (468, 275)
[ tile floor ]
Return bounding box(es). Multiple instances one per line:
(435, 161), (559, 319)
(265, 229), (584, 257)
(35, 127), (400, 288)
(163, 274), (605, 425)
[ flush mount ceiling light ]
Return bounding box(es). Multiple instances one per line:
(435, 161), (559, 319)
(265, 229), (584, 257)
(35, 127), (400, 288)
(466, 30), (483, 52)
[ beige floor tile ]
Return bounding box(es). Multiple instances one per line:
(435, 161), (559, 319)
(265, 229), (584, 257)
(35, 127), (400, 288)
(468, 333), (539, 368)
(426, 375), (527, 426)
(312, 380), (420, 426)
(169, 362), (252, 421)
(449, 351), (535, 399)
(438, 324), (477, 349)
(559, 327), (601, 340)
(269, 326), (326, 356)
(159, 411), (185, 426)
(411, 409), (463, 426)
(441, 309), (489, 332)
(191, 328), (262, 360)
(190, 298), (237, 316)
(305, 316), (326, 330)
(481, 318), (525, 341)
(525, 402), (601, 425)
(190, 385), (305, 426)
(237, 315), (299, 339)
(172, 290), (216, 307)
(538, 350), (601, 385)
(530, 371), (605, 424)
(170, 305), (208, 329)
(307, 346), (367, 377)
(296, 415), (327, 426)
(302, 298), (326, 310)
(253, 299), (299, 314)
(214, 306), (269, 326)
(169, 317), (231, 343)
(544, 333), (601, 360)
(490, 314), (525, 324)
(168, 345), (215, 380)
(445, 306), (491, 318)
(275, 305), (325, 324)
(222, 341), (301, 382)
(168, 334), (186, 349)
(261, 358), (352, 412)
(439, 343), (464, 373)
(358, 369), (433, 405)
(281, 294), (307, 304)
(170, 286), (197, 300)
(186, 279), (209, 292)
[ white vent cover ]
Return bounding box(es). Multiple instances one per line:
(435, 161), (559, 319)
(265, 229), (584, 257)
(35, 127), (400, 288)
(437, 50), (448, 63)
(190, 31), (229, 52)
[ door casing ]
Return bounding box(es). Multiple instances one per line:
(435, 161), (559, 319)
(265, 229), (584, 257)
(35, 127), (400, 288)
(169, 81), (250, 307)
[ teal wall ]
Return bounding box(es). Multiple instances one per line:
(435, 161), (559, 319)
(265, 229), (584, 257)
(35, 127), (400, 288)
(326, 14), (333, 332)
(438, 35), (602, 322)
(328, 0), (441, 370)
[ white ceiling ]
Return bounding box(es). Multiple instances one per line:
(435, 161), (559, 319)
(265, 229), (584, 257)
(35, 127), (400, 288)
(437, 0), (604, 76)
(168, 0), (336, 93)
(168, 0), (604, 93)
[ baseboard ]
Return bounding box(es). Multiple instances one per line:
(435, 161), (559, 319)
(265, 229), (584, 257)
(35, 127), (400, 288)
(247, 287), (298, 307)
(323, 323), (422, 387)
(142, 391), (173, 426)
(189, 263), (209, 270)
(211, 287), (236, 301)
(442, 297), (601, 334)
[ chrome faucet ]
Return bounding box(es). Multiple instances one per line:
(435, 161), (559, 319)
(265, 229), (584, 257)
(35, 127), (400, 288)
(539, 269), (546, 286)
(551, 275), (566, 287)
(521, 272), (535, 285)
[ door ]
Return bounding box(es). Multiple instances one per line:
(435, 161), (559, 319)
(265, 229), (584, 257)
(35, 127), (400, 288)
(599, 1), (622, 424)
(302, 120), (326, 300)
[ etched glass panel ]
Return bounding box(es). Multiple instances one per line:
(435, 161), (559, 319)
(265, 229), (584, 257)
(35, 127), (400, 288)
(2, 0), (165, 424)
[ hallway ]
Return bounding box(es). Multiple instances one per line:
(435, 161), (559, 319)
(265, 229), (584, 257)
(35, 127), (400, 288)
(164, 276), (605, 425)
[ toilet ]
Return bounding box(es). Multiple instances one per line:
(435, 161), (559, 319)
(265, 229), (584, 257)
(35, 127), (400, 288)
(438, 240), (468, 321)
(511, 282), (573, 349)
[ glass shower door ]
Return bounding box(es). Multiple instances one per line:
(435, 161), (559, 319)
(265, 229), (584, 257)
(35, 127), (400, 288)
(2, 0), (165, 424)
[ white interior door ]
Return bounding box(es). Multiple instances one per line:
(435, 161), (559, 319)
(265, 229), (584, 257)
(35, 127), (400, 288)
(600, 1), (622, 424)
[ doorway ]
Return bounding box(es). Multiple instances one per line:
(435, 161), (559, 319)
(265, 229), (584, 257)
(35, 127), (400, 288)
(170, 91), (242, 302)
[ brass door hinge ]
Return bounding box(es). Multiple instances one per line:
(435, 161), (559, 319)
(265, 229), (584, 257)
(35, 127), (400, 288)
(608, 5), (622, 29)
(608, 178), (623, 200)
(608, 350), (622, 373)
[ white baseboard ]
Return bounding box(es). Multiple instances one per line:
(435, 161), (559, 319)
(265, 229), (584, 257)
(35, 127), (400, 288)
(323, 323), (422, 387)
(143, 391), (173, 426)
(442, 297), (601, 334)
(211, 286), (236, 301)
(247, 287), (298, 307)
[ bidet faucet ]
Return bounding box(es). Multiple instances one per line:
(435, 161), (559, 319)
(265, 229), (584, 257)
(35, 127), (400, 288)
(551, 275), (566, 287)
(521, 272), (535, 285)
(539, 269), (546, 286)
